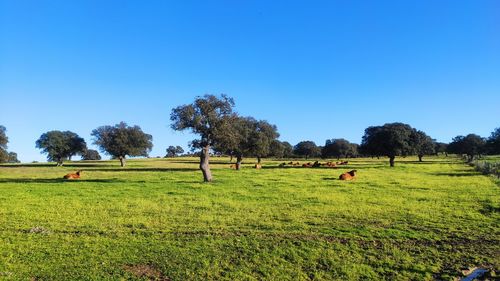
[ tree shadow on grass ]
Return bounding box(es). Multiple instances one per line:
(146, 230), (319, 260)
(431, 172), (481, 177)
(0, 178), (128, 183)
(86, 168), (199, 172)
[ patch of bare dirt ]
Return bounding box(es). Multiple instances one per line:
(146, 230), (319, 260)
(123, 264), (170, 281)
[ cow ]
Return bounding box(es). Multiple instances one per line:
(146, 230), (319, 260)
(339, 170), (357, 180)
(63, 170), (82, 179)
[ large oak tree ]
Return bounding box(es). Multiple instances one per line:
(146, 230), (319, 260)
(294, 141), (320, 159)
(322, 138), (358, 159)
(447, 134), (485, 162)
(216, 116), (279, 169)
(170, 94), (237, 182)
(92, 122), (153, 167)
(411, 130), (435, 162)
(36, 130), (87, 166)
(361, 123), (416, 167)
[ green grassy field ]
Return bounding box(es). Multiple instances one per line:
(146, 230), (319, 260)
(0, 156), (498, 280)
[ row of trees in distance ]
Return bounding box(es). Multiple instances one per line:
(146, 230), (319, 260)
(1, 95), (499, 182)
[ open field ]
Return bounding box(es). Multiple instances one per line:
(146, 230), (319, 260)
(0, 157), (498, 280)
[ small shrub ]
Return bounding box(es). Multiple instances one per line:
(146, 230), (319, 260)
(472, 161), (500, 178)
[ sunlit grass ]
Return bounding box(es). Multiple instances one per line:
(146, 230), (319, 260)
(0, 156), (498, 280)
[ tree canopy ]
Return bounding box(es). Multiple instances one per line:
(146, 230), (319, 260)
(411, 130), (435, 161)
(166, 146), (184, 157)
(486, 127), (500, 155)
(0, 126), (9, 162)
(92, 122), (153, 167)
(294, 141), (320, 159)
(447, 134), (485, 162)
(0, 126), (8, 151)
(35, 130), (87, 166)
(361, 123), (418, 166)
(82, 149), (102, 161)
(170, 94), (237, 181)
(434, 142), (448, 156)
(218, 117), (279, 167)
(321, 139), (358, 159)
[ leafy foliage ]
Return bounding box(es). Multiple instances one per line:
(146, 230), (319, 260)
(170, 94), (237, 149)
(447, 134), (485, 162)
(0, 125), (8, 150)
(7, 152), (20, 163)
(322, 139), (358, 159)
(35, 130), (87, 165)
(82, 149), (102, 161)
(166, 146), (185, 157)
(170, 94), (237, 181)
(0, 126), (9, 162)
(268, 140), (286, 158)
(218, 117), (279, 163)
(411, 130), (435, 161)
(361, 123), (418, 166)
(434, 142), (448, 155)
(91, 122), (153, 166)
(293, 141), (320, 159)
(486, 127), (500, 154)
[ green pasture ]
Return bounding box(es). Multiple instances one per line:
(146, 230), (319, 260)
(0, 156), (498, 280)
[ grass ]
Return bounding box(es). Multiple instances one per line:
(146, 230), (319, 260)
(0, 156), (498, 280)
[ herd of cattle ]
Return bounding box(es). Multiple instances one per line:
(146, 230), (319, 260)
(229, 160), (357, 181)
(62, 160), (357, 181)
(278, 160), (349, 168)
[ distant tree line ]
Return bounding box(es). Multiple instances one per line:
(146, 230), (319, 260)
(3, 95), (500, 182)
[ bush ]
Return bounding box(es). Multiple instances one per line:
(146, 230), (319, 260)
(472, 161), (500, 178)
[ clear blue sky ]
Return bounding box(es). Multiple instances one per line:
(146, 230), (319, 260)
(1, 0), (499, 162)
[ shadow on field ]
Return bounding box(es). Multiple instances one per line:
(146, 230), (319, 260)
(86, 168), (198, 172)
(431, 172), (480, 177)
(0, 178), (127, 183)
(404, 161), (458, 164)
(322, 177), (338, 180)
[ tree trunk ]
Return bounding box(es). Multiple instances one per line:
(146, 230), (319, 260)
(257, 156), (262, 164)
(229, 154), (233, 163)
(467, 154), (474, 163)
(119, 156), (126, 167)
(236, 155), (242, 170)
(389, 156), (395, 167)
(200, 146), (213, 182)
(418, 155), (423, 162)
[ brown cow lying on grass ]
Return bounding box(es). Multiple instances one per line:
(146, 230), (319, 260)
(339, 170), (357, 180)
(63, 170), (82, 179)
(254, 164), (262, 169)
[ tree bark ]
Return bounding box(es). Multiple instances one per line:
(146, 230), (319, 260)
(200, 146), (213, 182)
(236, 155), (242, 170)
(389, 156), (395, 167)
(119, 156), (126, 167)
(418, 155), (423, 162)
(257, 156), (262, 164)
